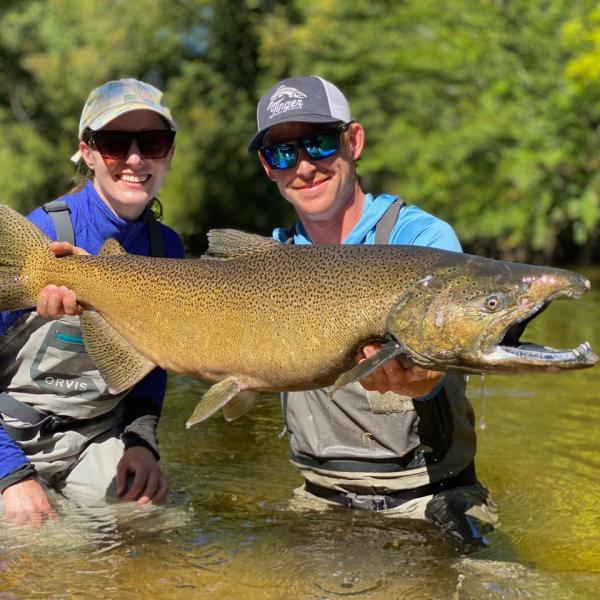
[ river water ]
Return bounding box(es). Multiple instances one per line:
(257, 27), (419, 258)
(1, 267), (599, 599)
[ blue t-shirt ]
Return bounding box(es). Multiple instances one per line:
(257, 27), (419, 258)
(0, 181), (184, 480)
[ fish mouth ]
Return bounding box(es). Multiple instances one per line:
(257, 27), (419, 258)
(483, 300), (598, 371)
(390, 265), (596, 374)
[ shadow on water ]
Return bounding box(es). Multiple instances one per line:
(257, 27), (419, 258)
(1, 266), (599, 599)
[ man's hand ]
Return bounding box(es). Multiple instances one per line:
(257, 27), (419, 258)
(2, 476), (58, 527)
(357, 341), (444, 398)
(37, 242), (88, 317)
(116, 446), (168, 506)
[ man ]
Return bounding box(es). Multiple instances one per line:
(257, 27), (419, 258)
(248, 75), (497, 547)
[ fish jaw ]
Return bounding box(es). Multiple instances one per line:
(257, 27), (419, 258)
(467, 271), (597, 372)
(472, 341), (597, 373)
(387, 261), (597, 374)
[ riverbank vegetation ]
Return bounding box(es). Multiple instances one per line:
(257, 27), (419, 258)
(1, 0), (600, 262)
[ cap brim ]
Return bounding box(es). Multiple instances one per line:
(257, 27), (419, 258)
(73, 104), (177, 163)
(247, 115), (345, 152)
(87, 103), (177, 134)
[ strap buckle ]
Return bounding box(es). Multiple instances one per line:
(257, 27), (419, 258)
(42, 414), (75, 434)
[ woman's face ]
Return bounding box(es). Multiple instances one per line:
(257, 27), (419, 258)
(80, 110), (174, 220)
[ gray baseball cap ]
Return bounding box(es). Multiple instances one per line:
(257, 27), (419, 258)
(248, 75), (352, 152)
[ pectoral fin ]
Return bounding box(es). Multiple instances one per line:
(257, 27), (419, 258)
(80, 310), (157, 394)
(186, 377), (242, 428)
(222, 391), (259, 422)
(334, 341), (404, 389)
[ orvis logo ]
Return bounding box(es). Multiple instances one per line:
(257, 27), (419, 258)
(30, 321), (101, 401)
(42, 376), (90, 393)
(267, 85), (307, 119)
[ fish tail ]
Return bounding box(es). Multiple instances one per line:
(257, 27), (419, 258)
(0, 204), (53, 310)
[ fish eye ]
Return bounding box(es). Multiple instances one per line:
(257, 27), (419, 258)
(484, 295), (504, 312)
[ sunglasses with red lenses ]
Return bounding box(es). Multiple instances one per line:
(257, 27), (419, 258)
(83, 129), (176, 160)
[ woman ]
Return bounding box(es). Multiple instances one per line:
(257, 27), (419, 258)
(0, 78), (184, 526)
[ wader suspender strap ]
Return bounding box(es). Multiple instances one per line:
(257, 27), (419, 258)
(374, 198), (405, 244)
(146, 216), (165, 258)
(43, 200), (75, 246)
(42, 200), (166, 258)
(0, 203), (166, 441)
(374, 197), (454, 463)
(0, 392), (70, 441)
(0, 200), (78, 441)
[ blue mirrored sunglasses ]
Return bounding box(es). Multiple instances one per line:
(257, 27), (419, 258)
(259, 122), (353, 170)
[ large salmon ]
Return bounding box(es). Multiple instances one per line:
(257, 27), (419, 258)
(0, 204), (595, 427)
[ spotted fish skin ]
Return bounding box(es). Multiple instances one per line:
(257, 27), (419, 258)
(0, 205), (596, 427)
(39, 242), (447, 389)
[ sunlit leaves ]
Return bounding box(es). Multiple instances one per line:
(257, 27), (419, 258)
(0, 0), (598, 260)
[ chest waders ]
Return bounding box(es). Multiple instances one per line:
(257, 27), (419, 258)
(282, 199), (478, 500)
(0, 202), (165, 442)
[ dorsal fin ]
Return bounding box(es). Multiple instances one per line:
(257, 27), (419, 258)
(205, 229), (279, 260)
(99, 238), (127, 257)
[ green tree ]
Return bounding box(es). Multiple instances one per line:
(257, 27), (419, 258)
(0, 0), (599, 261)
(0, 0), (298, 250)
(165, 0), (298, 246)
(272, 0), (598, 261)
(0, 0), (188, 212)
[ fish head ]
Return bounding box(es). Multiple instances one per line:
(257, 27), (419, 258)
(387, 256), (598, 373)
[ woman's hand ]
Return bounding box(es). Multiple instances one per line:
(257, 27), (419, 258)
(357, 341), (444, 398)
(37, 285), (80, 317)
(37, 242), (88, 317)
(116, 446), (168, 506)
(2, 477), (58, 527)
(48, 241), (89, 258)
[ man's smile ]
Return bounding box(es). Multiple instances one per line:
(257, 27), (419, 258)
(293, 177), (330, 191)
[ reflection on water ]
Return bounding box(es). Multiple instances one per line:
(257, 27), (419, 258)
(1, 267), (599, 599)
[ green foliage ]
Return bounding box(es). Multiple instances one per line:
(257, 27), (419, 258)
(280, 0), (599, 261)
(0, 0), (599, 260)
(163, 0), (296, 244)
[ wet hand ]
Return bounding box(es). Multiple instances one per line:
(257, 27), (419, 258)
(357, 342), (444, 397)
(1, 476), (58, 527)
(116, 446), (168, 506)
(37, 242), (89, 317)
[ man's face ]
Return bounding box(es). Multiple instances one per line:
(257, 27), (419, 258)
(259, 121), (364, 224)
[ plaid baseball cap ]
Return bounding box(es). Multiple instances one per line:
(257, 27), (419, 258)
(71, 78), (176, 162)
(248, 76), (352, 152)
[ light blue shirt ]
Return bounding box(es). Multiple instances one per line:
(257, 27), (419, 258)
(273, 192), (462, 252)
(273, 192), (462, 402)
